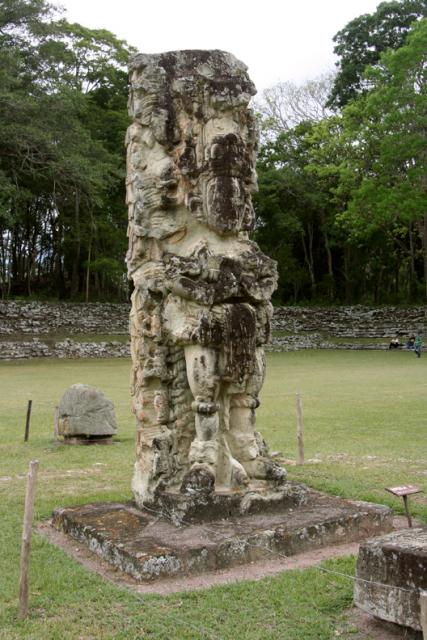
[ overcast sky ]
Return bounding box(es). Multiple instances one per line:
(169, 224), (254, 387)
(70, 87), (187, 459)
(54, 0), (381, 94)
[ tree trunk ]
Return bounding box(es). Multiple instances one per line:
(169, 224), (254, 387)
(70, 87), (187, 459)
(323, 229), (334, 300)
(301, 224), (316, 296)
(423, 212), (427, 302)
(408, 224), (417, 299)
(343, 246), (352, 303)
(85, 241), (91, 303)
(54, 215), (65, 297)
(71, 190), (81, 298)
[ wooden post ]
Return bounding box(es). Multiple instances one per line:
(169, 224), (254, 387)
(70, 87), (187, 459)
(295, 392), (305, 465)
(53, 405), (59, 443)
(18, 459), (39, 619)
(24, 400), (32, 442)
(420, 590), (427, 640)
(402, 494), (413, 528)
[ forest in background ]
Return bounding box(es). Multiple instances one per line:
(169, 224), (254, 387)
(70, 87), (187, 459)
(0, 0), (426, 304)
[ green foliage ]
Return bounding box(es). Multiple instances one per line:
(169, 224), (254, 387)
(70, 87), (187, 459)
(0, 0), (134, 301)
(328, 0), (427, 108)
(1, 0), (426, 306)
(336, 19), (427, 296)
(257, 15), (427, 304)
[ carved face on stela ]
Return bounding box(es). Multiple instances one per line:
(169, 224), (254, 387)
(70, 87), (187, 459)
(129, 50), (259, 240)
(184, 125), (258, 237)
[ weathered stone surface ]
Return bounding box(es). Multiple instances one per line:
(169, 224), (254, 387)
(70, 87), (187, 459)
(126, 50), (285, 506)
(58, 384), (118, 438)
(51, 491), (393, 581)
(354, 527), (427, 630)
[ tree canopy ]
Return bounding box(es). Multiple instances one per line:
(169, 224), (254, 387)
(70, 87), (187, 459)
(0, 0), (135, 300)
(254, 11), (427, 304)
(328, 0), (426, 108)
(1, 0), (426, 306)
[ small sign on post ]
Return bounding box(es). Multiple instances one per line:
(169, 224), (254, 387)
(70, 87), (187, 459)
(385, 484), (423, 528)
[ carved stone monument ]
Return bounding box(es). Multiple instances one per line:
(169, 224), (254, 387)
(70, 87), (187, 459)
(50, 50), (395, 582)
(126, 50), (289, 514)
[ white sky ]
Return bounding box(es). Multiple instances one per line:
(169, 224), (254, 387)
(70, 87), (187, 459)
(54, 0), (381, 94)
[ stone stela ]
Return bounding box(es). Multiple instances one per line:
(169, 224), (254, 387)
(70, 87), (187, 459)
(50, 50), (395, 583)
(126, 49), (292, 515)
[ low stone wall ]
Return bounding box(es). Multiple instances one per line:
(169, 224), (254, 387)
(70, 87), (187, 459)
(273, 306), (427, 338)
(0, 301), (129, 336)
(0, 338), (129, 360)
(1, 301), (426, 359)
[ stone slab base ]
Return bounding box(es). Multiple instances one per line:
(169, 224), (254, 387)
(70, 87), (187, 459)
(62, 435), (114, 445)
(52, 489), (392, 582)
(354, 527), (427, 631)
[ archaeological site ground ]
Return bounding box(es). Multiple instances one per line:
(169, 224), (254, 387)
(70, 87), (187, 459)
(1, 348), (426, 639)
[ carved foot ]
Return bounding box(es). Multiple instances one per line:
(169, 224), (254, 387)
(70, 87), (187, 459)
(230, 458), (250, 488)
(243, 457), (287, 486)
(180, 465), (215, 496)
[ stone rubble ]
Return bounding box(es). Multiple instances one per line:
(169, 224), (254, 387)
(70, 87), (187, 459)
(0, 337), (130, 360)
(273, 305), (427, 338)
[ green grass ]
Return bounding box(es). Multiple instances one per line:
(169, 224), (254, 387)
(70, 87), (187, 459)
(261, 351), (427, 518)
(0, 351), (426, 639)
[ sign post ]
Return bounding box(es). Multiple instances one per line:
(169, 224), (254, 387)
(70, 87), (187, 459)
(385, 484), (423, 528)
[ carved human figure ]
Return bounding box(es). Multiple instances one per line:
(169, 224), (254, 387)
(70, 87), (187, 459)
(127, 50), (286, 506)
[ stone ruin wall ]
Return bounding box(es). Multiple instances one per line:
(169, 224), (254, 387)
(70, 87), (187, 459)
(1, 301), (427, 360)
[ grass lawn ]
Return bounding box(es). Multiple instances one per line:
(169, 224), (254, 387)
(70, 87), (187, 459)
(0, 350), (426, 639)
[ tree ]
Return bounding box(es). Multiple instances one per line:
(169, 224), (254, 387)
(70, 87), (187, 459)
(328, 0), (426, 108)
(254, 120), (347, 303)
(0, 0), (135, 300)
(338, 18), (427, 298)
(254, 73), (335, 141)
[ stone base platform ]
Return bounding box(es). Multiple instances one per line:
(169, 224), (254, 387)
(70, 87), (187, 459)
(354, 527), (427, 631)
(52, 488), (393, 582)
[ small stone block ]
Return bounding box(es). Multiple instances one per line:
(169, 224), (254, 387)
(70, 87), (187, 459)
(354, 527), (427, 630)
